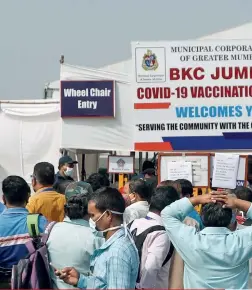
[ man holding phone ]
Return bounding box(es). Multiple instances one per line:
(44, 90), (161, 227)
(54, 187), (139, 289)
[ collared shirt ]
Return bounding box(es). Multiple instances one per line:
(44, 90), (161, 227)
(161, 197), (252, 289)
(236, 221), (252, 288)
(0, 208), (47, 268)
(129, 211), (171, 289)
(77, 228), (139, 289)
(0, 202), (6, 214)
(26, 187), (66, 222)
(47, 217), (104, 289)
(124, 201), (149, 224)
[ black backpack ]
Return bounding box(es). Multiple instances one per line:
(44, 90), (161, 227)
(128, 220), (174, 283)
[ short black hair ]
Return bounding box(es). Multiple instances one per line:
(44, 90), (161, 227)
(89, 187), (125, 219)
(33, 162), (55, 186)
(234, 186), (252, 202)
(201, 203), (232, 227)
(176, 179), (193, 197)
(129, 179), (152, 201)
(142, 160), (155, 172)
(86, 173), (108, 191)
(55, 180), (73, 194)
(149, 186), (179, 212)
(159, 180), (175, 186)
(2, 175), (30, 206)
(143, 168), (155, 176)
(64, 193), (89, 219)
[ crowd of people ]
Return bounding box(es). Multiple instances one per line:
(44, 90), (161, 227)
(1, 156), (252, 289)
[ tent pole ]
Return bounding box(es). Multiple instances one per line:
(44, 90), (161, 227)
(139, 152), (142, 174)
(81, 154), (86, 181)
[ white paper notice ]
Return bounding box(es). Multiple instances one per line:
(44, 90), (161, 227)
(212, 153), (239, 189)
(167, 161), (193, 183)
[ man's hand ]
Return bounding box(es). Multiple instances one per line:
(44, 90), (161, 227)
(55, 267), (80, 286)
(189, 191), (229, 206)
(189, 192), (216, 206)
(211, 192), (237, 209)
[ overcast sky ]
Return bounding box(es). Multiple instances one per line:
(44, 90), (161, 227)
(0, 0), (251, 99)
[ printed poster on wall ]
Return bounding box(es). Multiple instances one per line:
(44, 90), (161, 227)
(132, 41), (252, 151)
(61, 80), (115, 117)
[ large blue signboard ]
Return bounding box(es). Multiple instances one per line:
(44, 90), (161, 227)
(61, 80), (115, 117)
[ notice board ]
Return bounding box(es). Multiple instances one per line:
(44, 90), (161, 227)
(158, 153), (210, 188)
(210, 154), (248, 187)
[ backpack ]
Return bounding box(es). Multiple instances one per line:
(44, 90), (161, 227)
(128, 220), (174, 283)
(11, 214), (56, 289)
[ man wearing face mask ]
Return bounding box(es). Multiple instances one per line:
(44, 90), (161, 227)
(124, 179), (151, 224)
(27, 162), (66, 222)
(54, 156), (78, 187)
(55, 187), (139, 289)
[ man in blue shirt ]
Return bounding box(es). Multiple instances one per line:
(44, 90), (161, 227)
(176, 179), (204, 230)
(161, 191), (252, 289)
(0, 176), (47, 271)
(55, 187), (139, 289)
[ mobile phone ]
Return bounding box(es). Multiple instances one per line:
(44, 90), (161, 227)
(50, 262), (62, 273)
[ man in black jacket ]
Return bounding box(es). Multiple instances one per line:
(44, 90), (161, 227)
(54, 156), (78, 188)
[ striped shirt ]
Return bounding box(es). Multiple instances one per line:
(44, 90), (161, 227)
(0, 208), (47, 268)
(77, 228), (139, 289)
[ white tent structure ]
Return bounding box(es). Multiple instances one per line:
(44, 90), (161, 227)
(1, 21), (252, 197)
(0, 100), (61, 197)
(43, 21), (252, 166)
(60, 64), (131, 152)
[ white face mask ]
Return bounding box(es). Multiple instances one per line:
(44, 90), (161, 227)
(129, 193), (136, 204)
(90, 209), (137, 253)
(65, 167), (74, 177)
(89, 210), (124, 234)
(89, 218), (96, 230)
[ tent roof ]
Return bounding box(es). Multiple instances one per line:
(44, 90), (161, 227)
(0, 99), (59, 104)
(101, 22), (252, 74)
(46, 21), (252, 90)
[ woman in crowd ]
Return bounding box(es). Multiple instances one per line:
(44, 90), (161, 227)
(47, 192), (104, 289)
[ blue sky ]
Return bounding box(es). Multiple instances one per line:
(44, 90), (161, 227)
(0, 0), (251, 99)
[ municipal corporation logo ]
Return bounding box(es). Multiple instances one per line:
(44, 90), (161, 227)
(116, 158), (125, 168)
(142, 50), (158, 71)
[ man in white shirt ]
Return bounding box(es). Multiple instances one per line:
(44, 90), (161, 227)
(124, 179), (151, 224)
(129, 186), (179, 289)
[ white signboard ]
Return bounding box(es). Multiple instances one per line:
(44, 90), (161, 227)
(210, 154), (247, 187)
(132, 41), (252, 151)
(212, 153), (239, 189)
(167, 161), (193, 183)
(160, 154), (209, 187)
(108, 155), (134, 174)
